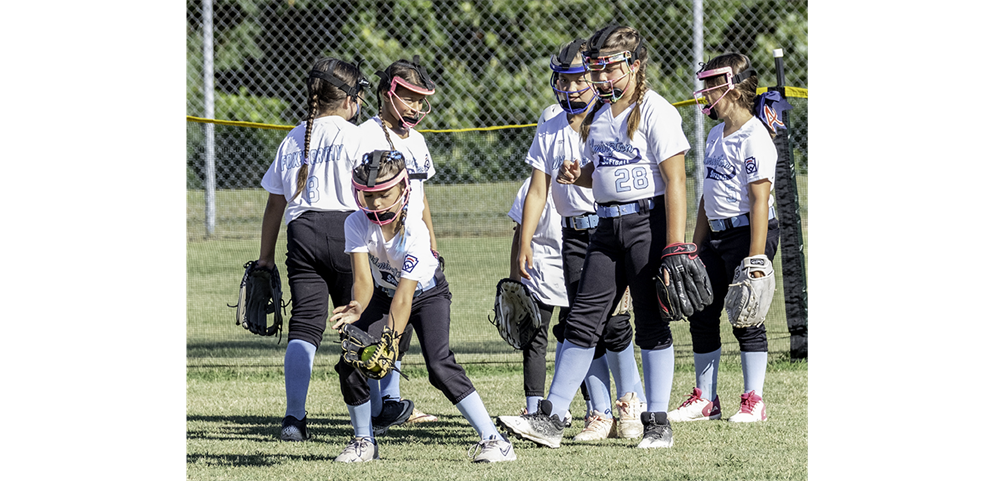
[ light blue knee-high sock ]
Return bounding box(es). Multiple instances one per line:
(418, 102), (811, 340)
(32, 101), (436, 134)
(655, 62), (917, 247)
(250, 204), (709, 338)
(607, 341), (646, 403)
(526, 396), (542, 414)
(640, 346), (675, 413)
(586, 355), (613, 417)
(694, 348), (721, 401)
(553, 341), (583, 414)
(380, 360), (403, 400)
(741, 351), (768, 398)
(284, 339), (316, 420)
(347, 402), (373, 439)
(546, 340), (595, 419)
(455, 391), (500, 440)
(367, 378), (383, 417)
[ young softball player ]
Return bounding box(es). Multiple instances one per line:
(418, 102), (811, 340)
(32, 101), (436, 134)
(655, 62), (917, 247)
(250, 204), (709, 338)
(667, 53), (781, 424)
(514, 38), (647, 443)
(254, 56), (372, 442)
(499, 25), (691, 449)
(327, 151), (516, 463)
(356, 57), (443, 428)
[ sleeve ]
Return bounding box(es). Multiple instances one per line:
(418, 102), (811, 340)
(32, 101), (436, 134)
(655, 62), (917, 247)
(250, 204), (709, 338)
(742, 128), (778, 184)
(260, 158), (284, 195)
(344, 212), (370, 253)
(644, 95), (691, 164)
(398, 223), (438, 282)
(523, 128), (550, 175)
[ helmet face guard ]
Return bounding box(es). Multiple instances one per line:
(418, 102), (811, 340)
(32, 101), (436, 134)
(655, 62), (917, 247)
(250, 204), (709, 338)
(693, 65), (757, 118)
(584, 51), (635, 103)
(386, 75), (434, 129)
(352, 150), (411, 226)
(377, 55), (436, 130)
(549, 39), (595, 114)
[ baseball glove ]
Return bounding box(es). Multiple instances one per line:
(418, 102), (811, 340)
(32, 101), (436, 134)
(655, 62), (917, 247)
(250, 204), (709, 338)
(612, 286), (633, 316)
(231, 260), (285, 339)
(724, 255), (776, 328)
(488, 278), (542, 350)
(340, 324), (406, 380)
(655, 243), (714, 321)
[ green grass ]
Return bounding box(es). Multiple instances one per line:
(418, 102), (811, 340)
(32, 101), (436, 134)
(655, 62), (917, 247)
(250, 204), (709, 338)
(187, 177), (808, 479)
(188, 361), (807, 480)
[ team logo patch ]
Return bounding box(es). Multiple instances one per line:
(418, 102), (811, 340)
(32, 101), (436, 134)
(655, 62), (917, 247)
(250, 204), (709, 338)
(744, 156), (758, 175)
(403, 255), (419, 273)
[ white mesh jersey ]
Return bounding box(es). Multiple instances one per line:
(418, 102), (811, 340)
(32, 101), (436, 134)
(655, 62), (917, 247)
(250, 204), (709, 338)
(582, 90), (690, 204)
(508, 179), (568, 307)
(701, 116), (777, 220)
(260, 116), (366, 224)
(357, 117), (435, 222)
(343, 211), (440, 296)
(525, 108), (598, 218)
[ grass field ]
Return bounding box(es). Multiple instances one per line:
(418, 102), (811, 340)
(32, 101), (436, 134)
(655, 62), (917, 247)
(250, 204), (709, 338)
(187, 177), (808, 479)
(188, 361), (807, 480)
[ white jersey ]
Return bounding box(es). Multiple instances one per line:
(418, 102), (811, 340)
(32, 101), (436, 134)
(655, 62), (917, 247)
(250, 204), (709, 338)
(582, 90), (690, 204)
(261, 116), (365, 224)
(525, 110), (598, 218)
(701, 116), (777, 220)
(357, 117), (435, 222)
(536, 103), (563, 128)
(507, 180), (568, 307)
(343, 211), (440, 296)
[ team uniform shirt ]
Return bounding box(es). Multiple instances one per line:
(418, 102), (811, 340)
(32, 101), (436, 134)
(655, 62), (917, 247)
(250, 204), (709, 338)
(343, 212), (440, 297)
(357, 116), (435, 222)
(507, 179), (568, 307)
(525, 109), (598, 218)
(536, 103), (563, 128)
(582, 90), (690, 204)
(701, 116), (777, 220)
(261, 116), (365, 224)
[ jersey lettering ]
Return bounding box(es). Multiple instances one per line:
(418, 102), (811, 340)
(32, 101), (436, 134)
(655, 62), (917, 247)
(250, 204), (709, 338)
(613, 166), (650, 193)
(304, 176), (320, 204)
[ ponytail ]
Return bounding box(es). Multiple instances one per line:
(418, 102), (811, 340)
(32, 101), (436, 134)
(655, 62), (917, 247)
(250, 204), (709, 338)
(624, 65), (648, 140)
(291, 91), (320, 202)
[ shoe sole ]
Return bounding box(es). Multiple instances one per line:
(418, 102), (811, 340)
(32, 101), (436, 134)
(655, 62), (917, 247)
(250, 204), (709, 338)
(495, 416), (561, 448)
(616, 420), (644, 439)
(280, 427), (310, 441)
(373, 402), (416, 436)
(668, 413), (722, 423)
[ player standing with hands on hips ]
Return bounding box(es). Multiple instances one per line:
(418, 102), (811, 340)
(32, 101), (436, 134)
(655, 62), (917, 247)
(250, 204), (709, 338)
(255, 56), (369, 442)
(327, 151), (516, 463)
(499, 25), (706, 449)
(668, 53), (786, 424)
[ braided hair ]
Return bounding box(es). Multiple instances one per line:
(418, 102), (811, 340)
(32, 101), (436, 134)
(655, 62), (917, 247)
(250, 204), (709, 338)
(291, 57), (365, 202)
(580, 26), (648, 143)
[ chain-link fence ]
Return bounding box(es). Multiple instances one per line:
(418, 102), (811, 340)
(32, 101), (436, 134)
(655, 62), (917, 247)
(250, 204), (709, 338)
(186, 0), (808, 369)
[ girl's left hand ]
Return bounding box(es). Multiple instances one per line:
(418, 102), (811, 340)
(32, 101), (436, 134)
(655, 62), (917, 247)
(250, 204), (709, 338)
(329, 300), (363, 331)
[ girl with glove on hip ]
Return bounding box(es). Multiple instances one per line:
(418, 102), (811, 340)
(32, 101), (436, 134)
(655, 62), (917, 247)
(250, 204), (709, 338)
(668, 52), (784, 424)
(498, 24), (693, 450)
(327, 151), (516, 463)
(255, 56), (369, 444)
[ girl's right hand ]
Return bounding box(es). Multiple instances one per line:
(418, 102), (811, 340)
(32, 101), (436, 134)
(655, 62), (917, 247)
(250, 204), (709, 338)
(329, 300), (363, 331)
(517, 246), (534, 281)
(557, 159), (581, 184)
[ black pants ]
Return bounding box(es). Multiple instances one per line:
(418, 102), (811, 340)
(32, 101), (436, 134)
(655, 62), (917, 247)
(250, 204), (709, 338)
(688, 218), (780, 353)
(285, 210), (353, 349)
(564, 197), (672, 351)
(522, 299), (567, 398)
(336, 270), (477, 406)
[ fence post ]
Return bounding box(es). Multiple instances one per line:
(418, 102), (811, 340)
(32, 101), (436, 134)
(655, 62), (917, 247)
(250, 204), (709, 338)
(692, 0), (704, 208)
(771, 48), (808, 361)
(202, 0), (216, 237)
